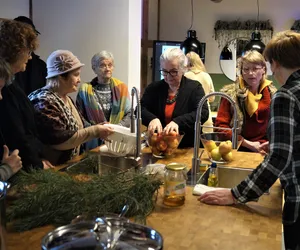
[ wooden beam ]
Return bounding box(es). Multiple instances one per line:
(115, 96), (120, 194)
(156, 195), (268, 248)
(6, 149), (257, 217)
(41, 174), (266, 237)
(29, 0), (33, 19)
(140, 0), (149, 95)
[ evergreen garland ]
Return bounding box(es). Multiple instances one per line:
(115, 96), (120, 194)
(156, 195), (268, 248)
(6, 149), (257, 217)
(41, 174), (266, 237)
(7, 170), (162, 232)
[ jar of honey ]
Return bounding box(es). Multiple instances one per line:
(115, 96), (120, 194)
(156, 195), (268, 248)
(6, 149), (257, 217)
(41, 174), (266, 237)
(163, 163), (187, 207)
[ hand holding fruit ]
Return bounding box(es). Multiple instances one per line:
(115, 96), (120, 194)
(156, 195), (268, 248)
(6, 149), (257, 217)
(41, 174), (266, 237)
(163, 121), (179, 135)
(148, 118), (163, 134)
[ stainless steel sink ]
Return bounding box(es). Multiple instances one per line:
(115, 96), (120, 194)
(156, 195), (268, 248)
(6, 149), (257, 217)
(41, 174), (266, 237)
(198, 165), (270, 194)
(63, 152), (140, 175)
(198, 166), (253, 188)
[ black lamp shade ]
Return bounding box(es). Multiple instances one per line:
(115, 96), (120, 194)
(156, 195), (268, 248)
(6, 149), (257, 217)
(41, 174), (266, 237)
(180, 30), (202, 55)
(243, 30), (266, 54)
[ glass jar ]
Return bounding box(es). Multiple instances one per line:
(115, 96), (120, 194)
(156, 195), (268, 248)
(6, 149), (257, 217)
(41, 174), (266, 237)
(163, 163), (187, 207)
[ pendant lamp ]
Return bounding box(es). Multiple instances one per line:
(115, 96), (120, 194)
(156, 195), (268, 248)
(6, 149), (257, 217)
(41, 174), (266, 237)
(180, 30), (202, 55)
(243, 28), (265, 54)
(243, 0), (265, 54)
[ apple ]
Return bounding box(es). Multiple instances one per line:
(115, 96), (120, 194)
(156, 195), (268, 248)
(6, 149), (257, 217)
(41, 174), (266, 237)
(149, 133), (158, 146)
(164, 148), (174, 156)
(167, 138), (179, 149)
(205, 140), (217, 152)
(222, 151), (233, 162)
(218, 141), (232, 155)
(168, 131), (178, 136)
(156, 140), (168, 151)
(210, 147), (222, 161)
(151, 147), (161, 156)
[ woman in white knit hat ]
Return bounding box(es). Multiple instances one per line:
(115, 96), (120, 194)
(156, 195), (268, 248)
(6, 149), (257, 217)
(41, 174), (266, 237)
(29, 50), (114, 165)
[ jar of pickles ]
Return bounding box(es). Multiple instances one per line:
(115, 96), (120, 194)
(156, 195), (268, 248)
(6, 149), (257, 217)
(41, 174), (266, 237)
(163, 163), (187, 207)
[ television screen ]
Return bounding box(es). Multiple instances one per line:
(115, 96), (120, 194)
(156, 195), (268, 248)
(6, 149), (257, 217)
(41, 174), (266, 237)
(152, 40), (206, 82)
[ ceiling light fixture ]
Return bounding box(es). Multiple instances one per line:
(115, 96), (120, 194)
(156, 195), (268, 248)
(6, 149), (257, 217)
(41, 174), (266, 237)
(180, 0), (202, 56)
(243, 0), (265, 54)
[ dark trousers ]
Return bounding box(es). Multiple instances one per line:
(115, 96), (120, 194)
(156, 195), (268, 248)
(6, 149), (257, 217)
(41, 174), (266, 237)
(284, 217), (300, 250)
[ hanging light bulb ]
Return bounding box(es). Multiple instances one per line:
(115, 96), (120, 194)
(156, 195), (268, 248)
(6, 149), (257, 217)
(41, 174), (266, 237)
(243, 0), (265, 54)
(180, 30), (202, 55)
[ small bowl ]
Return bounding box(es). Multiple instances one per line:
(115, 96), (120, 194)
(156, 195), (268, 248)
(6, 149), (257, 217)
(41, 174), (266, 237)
(200, 132), (243, 164)
(146, 132), (184, 158)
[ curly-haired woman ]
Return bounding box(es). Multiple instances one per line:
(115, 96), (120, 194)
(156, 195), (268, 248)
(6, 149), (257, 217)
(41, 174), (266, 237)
(0, 18), (55, 170)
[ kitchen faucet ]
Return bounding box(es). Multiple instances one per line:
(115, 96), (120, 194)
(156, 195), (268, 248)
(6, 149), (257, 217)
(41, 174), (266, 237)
(191, 92), (239, 185)
(130, 87), (142, 161)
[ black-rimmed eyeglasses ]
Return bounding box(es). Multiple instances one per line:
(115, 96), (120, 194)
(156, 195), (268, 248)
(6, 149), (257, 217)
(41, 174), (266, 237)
(159, 69), (179, 77)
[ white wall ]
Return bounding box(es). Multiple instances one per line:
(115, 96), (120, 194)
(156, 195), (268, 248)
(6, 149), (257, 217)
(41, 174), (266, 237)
(0, 0), (28, 18)
(149, 0), (300, 74)
(32, 0), (141, 98)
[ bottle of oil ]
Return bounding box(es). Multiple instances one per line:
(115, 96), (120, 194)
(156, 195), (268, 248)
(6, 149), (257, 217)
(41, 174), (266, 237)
(207, 162), (218, 187)
(163, 163), (187, 207)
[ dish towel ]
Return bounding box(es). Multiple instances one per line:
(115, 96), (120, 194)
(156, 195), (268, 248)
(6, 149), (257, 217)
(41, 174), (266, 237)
(193, 184), (228, 196)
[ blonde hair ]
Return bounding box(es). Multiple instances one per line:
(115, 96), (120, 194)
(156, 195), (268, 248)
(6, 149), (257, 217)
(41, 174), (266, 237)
(186, 51), (207, 73)
(239, 50), (267, 82)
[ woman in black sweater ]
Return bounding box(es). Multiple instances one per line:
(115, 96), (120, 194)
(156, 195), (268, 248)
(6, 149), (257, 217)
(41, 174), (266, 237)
(141, 48), (209, 147)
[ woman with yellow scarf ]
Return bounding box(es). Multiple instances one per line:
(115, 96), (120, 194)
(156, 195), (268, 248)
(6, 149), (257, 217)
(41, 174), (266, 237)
(215, 50), (277, 152)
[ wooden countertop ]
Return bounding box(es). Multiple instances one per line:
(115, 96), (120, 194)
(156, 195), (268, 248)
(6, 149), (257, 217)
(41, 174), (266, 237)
(6, 148), (282, 250)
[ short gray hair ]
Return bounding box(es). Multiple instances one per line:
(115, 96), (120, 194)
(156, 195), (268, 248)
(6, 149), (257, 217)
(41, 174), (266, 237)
(91, 50), (114, 70)
(160, 48), (187, 71)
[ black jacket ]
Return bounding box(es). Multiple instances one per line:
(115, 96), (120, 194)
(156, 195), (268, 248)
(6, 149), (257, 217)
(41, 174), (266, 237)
(14, 53), (47, 95)
(141, 76), (209, 147)
(0, 81), (44, 170)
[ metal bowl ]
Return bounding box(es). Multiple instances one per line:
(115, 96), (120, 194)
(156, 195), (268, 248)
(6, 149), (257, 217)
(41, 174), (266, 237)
(41, 217), (163, 250)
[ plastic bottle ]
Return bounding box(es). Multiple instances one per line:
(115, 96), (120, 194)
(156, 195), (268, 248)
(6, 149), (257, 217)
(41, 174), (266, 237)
(207, 162), (218, 187)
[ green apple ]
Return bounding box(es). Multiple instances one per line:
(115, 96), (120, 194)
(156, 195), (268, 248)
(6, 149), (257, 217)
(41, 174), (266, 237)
(205, 140), (217, 152)
(211, 147), (222, 161)
(222, 151), (233, 162)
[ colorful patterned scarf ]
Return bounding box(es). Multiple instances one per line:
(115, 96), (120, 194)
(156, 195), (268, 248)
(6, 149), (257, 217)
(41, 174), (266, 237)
(76, 77), (131, 125)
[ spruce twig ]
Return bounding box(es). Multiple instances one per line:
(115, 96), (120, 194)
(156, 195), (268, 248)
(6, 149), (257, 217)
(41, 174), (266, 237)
(7, 170), (162, 231)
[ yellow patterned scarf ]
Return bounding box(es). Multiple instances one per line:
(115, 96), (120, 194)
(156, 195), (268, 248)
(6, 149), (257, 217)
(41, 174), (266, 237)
(239, 77), (272, 117)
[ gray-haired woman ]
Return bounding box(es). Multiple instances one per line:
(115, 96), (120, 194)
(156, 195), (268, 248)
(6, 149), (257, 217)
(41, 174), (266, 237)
(141, 47), (209, 147)
(76, 50), (131, 149)
(29, 50), (114, 165)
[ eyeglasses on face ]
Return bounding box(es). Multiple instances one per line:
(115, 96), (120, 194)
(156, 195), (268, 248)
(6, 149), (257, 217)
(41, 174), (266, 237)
(242, 67), (263, 74)
(159, 69), (179, 77)
(99, 63), (113, 69)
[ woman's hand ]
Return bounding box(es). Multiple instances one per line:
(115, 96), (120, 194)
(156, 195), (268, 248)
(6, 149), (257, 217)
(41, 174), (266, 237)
(148, 118), (163, 134)
(258, 141), (269, 155)
(96, 124), (114, 139)
(42, 159), (55, 169)
(163, 121), (179, 135)
(242, 139), (262, 152)
(198, 189), (236, 205)
(2, 145), (22, 174)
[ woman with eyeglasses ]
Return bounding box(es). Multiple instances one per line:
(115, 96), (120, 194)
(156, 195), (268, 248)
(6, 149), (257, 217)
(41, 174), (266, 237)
(141, 47), (209, 147)
(215, 50), (277, 152)
(76, 51), (131, 149)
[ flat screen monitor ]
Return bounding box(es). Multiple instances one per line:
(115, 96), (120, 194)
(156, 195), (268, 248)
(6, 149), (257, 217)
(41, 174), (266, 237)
(152, 40), (206, 82)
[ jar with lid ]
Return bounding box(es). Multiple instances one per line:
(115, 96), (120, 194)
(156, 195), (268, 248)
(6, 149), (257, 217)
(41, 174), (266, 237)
(163, 163), (187, 207)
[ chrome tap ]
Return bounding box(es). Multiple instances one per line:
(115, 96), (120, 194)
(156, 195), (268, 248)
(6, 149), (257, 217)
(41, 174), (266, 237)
(191, 92), (239, 185)
(130, 87), (142, 160)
